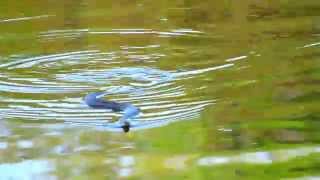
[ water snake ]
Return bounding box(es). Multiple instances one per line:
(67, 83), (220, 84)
(84, 92), (140, 132)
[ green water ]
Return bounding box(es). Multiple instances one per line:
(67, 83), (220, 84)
(1, 0), (320, 179)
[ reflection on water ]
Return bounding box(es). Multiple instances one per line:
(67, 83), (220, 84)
(1, 0), (320, 179)
(0, 15), (54, 23)
(198, 146), (320, 166)
(117, 155), (135, 177)
(0, 48), (236, 131)
(0, 160), (54, 179)
(40, 28), (203, 40)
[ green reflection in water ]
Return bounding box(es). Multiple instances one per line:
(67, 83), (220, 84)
(0, 0), (320, 179)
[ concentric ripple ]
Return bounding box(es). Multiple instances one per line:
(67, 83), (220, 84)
(0, 48), (237, 132)
(39, 28), (204, 41)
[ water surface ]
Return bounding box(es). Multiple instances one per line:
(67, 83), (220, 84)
(1, 0), (320, 179)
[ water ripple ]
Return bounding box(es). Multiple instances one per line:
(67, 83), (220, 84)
(39, 28), (204, 41)
(0, 49), (234, 132)
(0, 50), (111, 69)
(0, 14), (54, 23)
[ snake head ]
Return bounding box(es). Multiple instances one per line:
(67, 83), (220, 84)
(122, 121), (130, 133)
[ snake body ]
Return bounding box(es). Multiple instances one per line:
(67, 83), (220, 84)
(84, 92), (140, 132)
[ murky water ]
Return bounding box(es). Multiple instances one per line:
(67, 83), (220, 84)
(1, 1), (320, 179)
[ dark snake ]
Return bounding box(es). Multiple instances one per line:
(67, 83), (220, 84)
(84, 92), (140, 132)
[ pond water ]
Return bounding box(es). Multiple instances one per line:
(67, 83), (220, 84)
(1, 0), (320, 179)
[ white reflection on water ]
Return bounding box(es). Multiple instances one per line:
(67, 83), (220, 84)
(0, 160), (55, 180)
(225, 55), (247, 62)
(118, 155), (135, 177)
(299, 41), (320, 49)
(0, 48), (245, 131)
(197, 146), (320, 166)
(16, 140), (34, 149)
(0, 120), (11, 137)
(39, 28), (203, 40)
(0, 142), (8, 149)
(0, 50), (100, 69)
(0, 15), (54, 23)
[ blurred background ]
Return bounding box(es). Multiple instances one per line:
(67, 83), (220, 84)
(0, 0), (320, 179)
